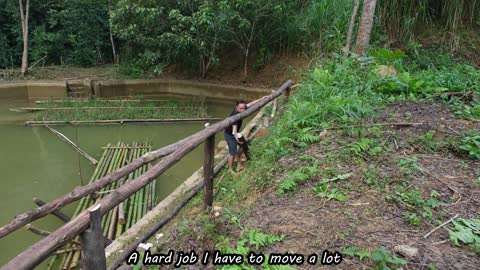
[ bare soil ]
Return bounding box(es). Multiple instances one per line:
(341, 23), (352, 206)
(153, 101), (480, 270)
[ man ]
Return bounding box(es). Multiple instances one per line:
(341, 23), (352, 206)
(225, 97), (267, 175)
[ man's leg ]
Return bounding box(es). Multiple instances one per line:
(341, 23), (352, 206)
(225, 134), (238, 174)
(228, 154), (235, 174)
(236, 147), (244, 162)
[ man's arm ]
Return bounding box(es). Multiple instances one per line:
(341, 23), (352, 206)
(232, 124), (239, 142)
(246, 95), (269, 108)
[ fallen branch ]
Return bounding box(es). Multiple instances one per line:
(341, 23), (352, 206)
(44, 125), (98, 165)
(324, 122), (426, 131)
(423, 214), (459, 239)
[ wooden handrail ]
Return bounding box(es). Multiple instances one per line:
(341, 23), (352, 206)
(1, 80), (292, 270)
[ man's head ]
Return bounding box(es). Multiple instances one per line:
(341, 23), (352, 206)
(235, 99), (247, 112)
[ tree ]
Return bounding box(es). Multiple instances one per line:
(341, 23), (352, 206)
(343, 0), (359, 57)
(166, 0), (231, 78)
(108, 0), (118, 64)
(228, 0), (284, 81)
(18, 0), (29, 76)
(354, 0), (376, 56)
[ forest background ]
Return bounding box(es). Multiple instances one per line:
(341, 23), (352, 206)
(1, 0), (479, 80)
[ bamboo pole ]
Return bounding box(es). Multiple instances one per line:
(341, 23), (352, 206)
(115, 147), (133, 239)
(26, 118), (221, 126)
(44, 125), (98, 165)
(107, 145), (129, 239)
(71, 147), (114, 268)
(149, 144), (156, 210)
(52, 147), (114, 269)
(102, 143), (123, 235)
(126, 145), (139, 229)
(2, 81), (292, 269)
(142, 149), (150, 217)
(12, 106), (194, 112)
(100, 146), (119, 233)
(61, 252), (73, 270)
(107, 154), (229, 270)
(68, 251), (81, 270)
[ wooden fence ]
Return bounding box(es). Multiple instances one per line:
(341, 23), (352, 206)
(0, 80), (292, 270)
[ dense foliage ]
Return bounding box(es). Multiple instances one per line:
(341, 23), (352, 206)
(0, 0), (479, 75)
(0, 0), (480, 77)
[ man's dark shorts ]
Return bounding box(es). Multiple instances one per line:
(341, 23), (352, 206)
(225, 133), (238, 156)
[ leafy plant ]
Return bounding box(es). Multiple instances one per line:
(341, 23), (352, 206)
(447, 218), (480, 254)
(408, 131), (445, 152)
(312, 183), (347, 202)
(216, 229), (287, 270)
(246, 230), (286, 250)
(371, 246), (407, 270)
(277, 161), (319, 195)
(394, 187), (441, 226)
(458, 134), (480, 160)
(399, 157), (423, 174)
(349, 138), (384, 160)
(342, 247), (370, 260)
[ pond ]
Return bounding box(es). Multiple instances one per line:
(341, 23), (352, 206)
(0, 98), (235, 267)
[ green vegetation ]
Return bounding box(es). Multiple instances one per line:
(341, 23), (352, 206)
(312, 183), (347, 202)
(32, 98), (209, 121)
(277, 160), (318, 195)
(216, 229), (288, 270)
(457, 132), (480, 160)
(448, 218), (480, 254)
(343, 246), (406, 269)
(370, 246), (407, 270)
(2, 1), (479, 78)
(391, 187), (441, 226)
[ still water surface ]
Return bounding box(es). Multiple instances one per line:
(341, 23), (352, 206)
(0, 99), (233, 267)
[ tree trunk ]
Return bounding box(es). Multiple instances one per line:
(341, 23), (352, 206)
(354, 0), (376, 56)
(243, 48), (249, 82)
(19, 0), (29, 77)
(344, 0), (360, 57)
(108, 0), (118, 64)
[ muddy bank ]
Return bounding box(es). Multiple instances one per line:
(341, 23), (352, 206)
(0, 79), (270, 101)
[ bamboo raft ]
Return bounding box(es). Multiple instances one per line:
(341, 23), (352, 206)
(47, 142), (156, 270)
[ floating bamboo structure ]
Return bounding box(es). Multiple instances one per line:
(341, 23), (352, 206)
(47, 142), (156, 270)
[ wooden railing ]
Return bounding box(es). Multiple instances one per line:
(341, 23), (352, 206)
(0, 80), (292, 270)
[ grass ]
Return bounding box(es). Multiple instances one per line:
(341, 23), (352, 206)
(136, 47), (480, 269)
(33, 98), (209, 121)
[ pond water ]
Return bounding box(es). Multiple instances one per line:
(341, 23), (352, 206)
(0, 98), (236, 267)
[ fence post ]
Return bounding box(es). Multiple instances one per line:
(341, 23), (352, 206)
(81, 204), (106, 270)
(203, 134), (215, 210)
